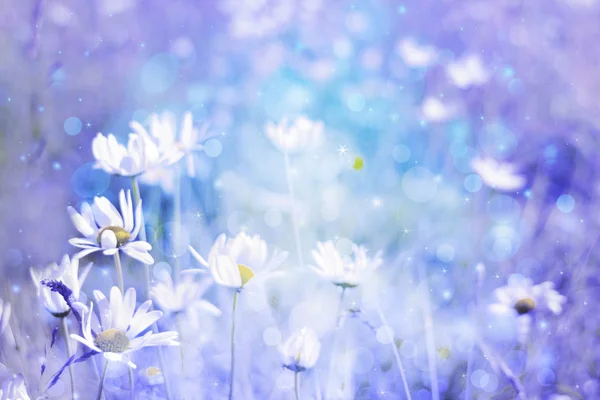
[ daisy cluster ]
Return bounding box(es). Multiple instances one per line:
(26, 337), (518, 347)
(0, 1), (598, 400)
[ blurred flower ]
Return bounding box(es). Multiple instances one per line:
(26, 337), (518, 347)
(0, 299), (10, 335)
(280, 327), (321, 372)
(67, 190), (154, 264)
(189, 232), (288, 289)
(71, 287), (179, 368)
(397, 38), (437, 68)
(310, 241), (383, 288)
(421, 97), (455, 122)
(0, 366), (29, 400)
(131, 111), (210, 178)
(30, 254), (92, 317)
(151, 271), (221, 316)
(92, 130), (160, 177)
(489, 276), (566, 343)
(471, 157), (526, 191)
(447, 54), (489, 88)
(265, 116), (324, 154)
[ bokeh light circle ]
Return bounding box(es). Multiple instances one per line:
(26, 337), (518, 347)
(262, 327), (281, 346)
(140, 53), (179, 94)
(71, 162), (111, 197)
(204, 138), (223, 158)
(464, 174), (482, 192)
(376, 325), (395, 344)
(64, 117), (82, 136)
(392, 144), (411, 163)
(153, 262), (172, 281)
(402, 167), (439, 203)
(556, 194), (575, 213)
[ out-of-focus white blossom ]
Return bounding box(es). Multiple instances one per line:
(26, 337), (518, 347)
(310, 241), (382, 288)
(265, 116), (324, 154)
(397, 38), (437, 68)
(0, 364), (29, 400)
(421, 97), (455, 122)
(30, 254), (92, 317)
(151, 271), (221, 316)
(471, 157), (526, 191)
(280, 327), (321, 371)
(447, 54), (489, 88)
(92, 131), (161, 177)
(189, 233), (288, 289)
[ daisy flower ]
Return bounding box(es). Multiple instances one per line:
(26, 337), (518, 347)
(265, 116), (324, 154)
(470, 157), (526, 191)
(0, 366), (29, 400)
(189, 232), (288, 289)
(71, 287), (179, 368)
(489, 274), (566, 344)
(130, 111), (210, 178)
(0, 298), (10, 336)
(280, 327), (321, 372)
(151, 271), (221, 316)
(92, 129), (160, 177)
(311, 241), (383, 288)
(67, 189), (154, 265)
(30, 254), (92, 318)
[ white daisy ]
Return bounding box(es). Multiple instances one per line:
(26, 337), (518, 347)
(489, 275), (566, 344)
(30, 254), (92, 317)
(280, 327), (321, 372)
(471, 157), (526, 191)
(265, 116), (324, 154)
(151, 271), (221, 316)
(0, 366), (29, 400)
(71, 287), (179, 369)
(130, 111), (210, 178)
(0, 299), (10, 336)
(92, 130), (160, 177)
(311, 241), (383, 288)
(189, 232), (288, 289)
(67, 189), (154, 265)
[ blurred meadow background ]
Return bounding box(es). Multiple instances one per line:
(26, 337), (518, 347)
(0, 0), (599, 399)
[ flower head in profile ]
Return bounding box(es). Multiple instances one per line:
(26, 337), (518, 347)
(471, 157), (526, 191)
(71, 287), (179, 368)
(151, 271), (221, 316)
(131, 112), (211, 178)
(67, 189), (154, 264)
(265, 116), (324, 154)
(489, 275), (566, 343)
(0, 365), (29, 400)
(280, 327), (321, 372)
(92, 130), (160, 177)
(30, 254), (92, 318)
(0, 299), (10, 336)
(189, 232), (288, 289)
(311, 241), (382, 288)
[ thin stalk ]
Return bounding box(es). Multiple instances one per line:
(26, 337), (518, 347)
(375, 304), (412, 400)
(173, 168), (182, 283)
(60, 317), (76, 400)
(129, 366), (134, 400)
(113, 252), (124, 294)
(325, 287), (347, 398)
(283, 151), (304, 268)
(228, 290), (239, 400)
(465, 348), (474, 400)
(96, 361), (109, 400)
(294, 371), (300, 400)
(418, 267), (439, 400)
(131, 176), (173, 400)
(477, 339), (527, 400)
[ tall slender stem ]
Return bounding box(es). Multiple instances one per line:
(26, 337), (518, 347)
(465, 348), (474, 400)
(96, 361), (109, 400)
(129, 366), (134, 400)
(418, 267), (440, 400)
(113, 252), (124, 294)
(283, 151), (304, 268)
(477, 339), (527, 399)
(131, 176), (173, 400)
(294, 371), (300, 400)
(60, 317), (76, 400)
(375, 304), (412, 400)
(228, 290), (238, 400)
(173, 168), (182, 283)
(325, 287), (346, 398)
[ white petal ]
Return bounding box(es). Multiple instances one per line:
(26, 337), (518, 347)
(68, 206), (96, 237)
(100, 230), (118, 250)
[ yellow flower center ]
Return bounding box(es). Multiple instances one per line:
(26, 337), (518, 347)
(514, 298), (536, 315)
(146, 366), (162, 377)
(237, 264), (255, 287)
(94, 328), (130, 353)
(97, 226), (131, 247)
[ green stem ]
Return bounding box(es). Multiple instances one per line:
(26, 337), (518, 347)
(228, 290), (238, 400)
(113, 252), (124, 294)
(60, 317), (76, 400)
(96, 361), (109, 400)
(294, 371), (300, 400)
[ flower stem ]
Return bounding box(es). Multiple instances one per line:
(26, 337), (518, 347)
(131, 176), (173, 400)
(228, 290), (238, 400)
(173, 167), (182, 283)
(294, 371), (300, 400)
(60, 317), (76, 400)
(129, 366), (134, 400)
(325, 287), (346, 398)
(418, 266), (440, 400)
(113, 252), (124, 294)
(97, 360), (109, 400)
(477, 339), (527, 399)
(375, 304), (412, 400)
(283, 151), (304, 268)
